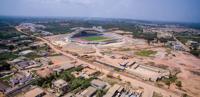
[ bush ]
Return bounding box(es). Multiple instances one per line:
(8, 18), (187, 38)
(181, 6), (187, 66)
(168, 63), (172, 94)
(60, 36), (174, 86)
(96, 89), (106, 97)
(69, 78), (91, 91)
(176, 81), (182, 88)
(135, 50), (157, 57)
(190, 50), (200, 57)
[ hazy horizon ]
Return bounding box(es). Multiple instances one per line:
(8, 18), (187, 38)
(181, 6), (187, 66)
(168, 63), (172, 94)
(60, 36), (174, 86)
(1, 0), (200, 23)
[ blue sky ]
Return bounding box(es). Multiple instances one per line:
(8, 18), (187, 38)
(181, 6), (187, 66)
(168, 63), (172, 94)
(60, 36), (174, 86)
(0, 0), (200, 23)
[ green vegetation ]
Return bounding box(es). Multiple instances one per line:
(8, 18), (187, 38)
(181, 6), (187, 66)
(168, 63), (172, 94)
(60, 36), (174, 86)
(96, 89), (107, 97)
(182, 93), (189, 97)
(24, 53), (41, 60)
(135, 50), (157, 57)
(69, 78), (92, 92)
(0, 74), (13, 81)
(38, 22), (72, 34)
(175, 80), (182, 88)
(0, 32), (21, 39)
(152, 92), (163, 97)
(0, 61), (11, 71)
(176, 36), (200, 44)
(33, 66), (93, 93)
(190, 50), (200, 58)
(0, 52), (18, 61)
(0, 22), (21, 39)
(0, 52), (18, 71)
(82, 36), (109, 42)
(161, 73), (182, 89)
(175, 32), (200, 57)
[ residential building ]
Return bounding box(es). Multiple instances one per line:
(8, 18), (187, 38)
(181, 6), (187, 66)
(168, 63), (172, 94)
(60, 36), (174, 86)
(104, 84), (121, 97)
(79, 86), (97, 97)
(10, 71), (32, 87)
(52, 79), (68, 94)
(19, 50), (34, 56)
(0, 81), (10, 93)
(24, 87), (55, 97)
(91, 79), (107, 89)
(104, 84), (142, 97)
(53, 64), (75, 73)
(15, 60), (41, 70)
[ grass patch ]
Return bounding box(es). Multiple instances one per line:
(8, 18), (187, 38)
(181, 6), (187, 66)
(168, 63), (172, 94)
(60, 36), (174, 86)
(152, 92), (163, 97)
(0, 74), (13, 81)
(82, 36), (109, 42)
(135, 50), (157, 57)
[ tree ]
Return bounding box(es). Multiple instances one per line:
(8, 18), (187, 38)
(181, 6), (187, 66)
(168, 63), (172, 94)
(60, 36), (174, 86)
(165, 80), (171, 89)
(8, 45), (15, 51)
(143, 32), (157, 44)
(159, 37), (168, 43)
(96, 89), (106, 97)
(117, 75), (121, 80)
(182, 93), (188, 97)
(190, 50), (200, 57)
(176, 81), (182, 88)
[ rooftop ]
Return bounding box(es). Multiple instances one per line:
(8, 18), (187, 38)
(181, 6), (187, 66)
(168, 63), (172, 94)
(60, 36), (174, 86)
(19, 50), (34, 55)
(0, 81), (10, 92)
(80, 86), (97, 97)
(91, 79), (107, 89)
(104, 84), (121, 97)
(24, 87), (45, 97)
(53, 79), (68, 88)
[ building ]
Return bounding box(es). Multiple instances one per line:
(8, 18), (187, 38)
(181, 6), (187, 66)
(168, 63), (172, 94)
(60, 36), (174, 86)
(53, 64), (75, 73)
(166, 41), (185, 51)
(81, 67), (98, 78)
(19, 50), (34, 56)
(15, 60), (41, 70)
(126, 62), (169, 82)
(63, 93), (73, 97)
(91, 79), (107, 89)
(24, 87), (46, 97)
(0, 81), (10, 93)
(104, 84), (122, 97)
(52, 79), (68, 94)
(186, 40), (199, 49)
(104, 84), (142, 97)
(24, 87), (55, 97)
(79, 86), (97, 97)
(10, 71), (32, 87)
(9, 56), (27, 64)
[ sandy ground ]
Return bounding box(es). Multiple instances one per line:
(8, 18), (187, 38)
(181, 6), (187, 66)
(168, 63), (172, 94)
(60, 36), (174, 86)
(48, 55), (74, 65)
(121, 48), (200, 96)
(96, 41), (200, 97)
(62, 43), (95, 54)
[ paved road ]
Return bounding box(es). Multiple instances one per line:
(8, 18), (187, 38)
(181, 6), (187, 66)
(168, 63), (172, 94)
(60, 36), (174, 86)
(173, 35), (190, 51)
(16, 27), (181, 97)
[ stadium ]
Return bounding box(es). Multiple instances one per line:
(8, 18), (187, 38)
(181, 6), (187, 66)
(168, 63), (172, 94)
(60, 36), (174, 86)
(66, 28), (122, 45)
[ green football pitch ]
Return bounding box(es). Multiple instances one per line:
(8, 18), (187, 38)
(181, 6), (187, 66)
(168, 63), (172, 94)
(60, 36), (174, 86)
(82, 36), (110, 42)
